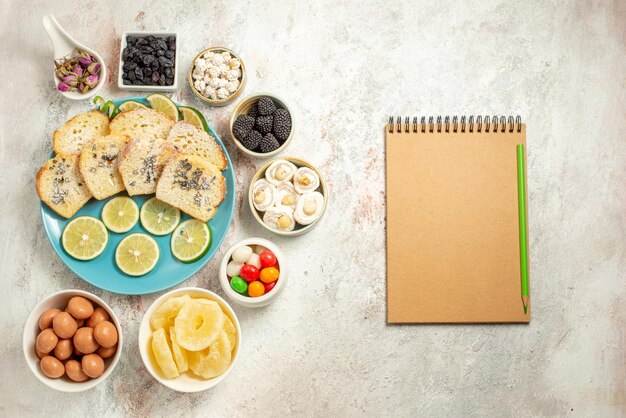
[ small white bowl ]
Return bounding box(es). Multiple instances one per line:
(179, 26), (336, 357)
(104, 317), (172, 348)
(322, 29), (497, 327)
(219, 238), (287, 308)
(22, 289), (123, 392)
(138, 287), (241, 392)
(118, 31), (179, 92)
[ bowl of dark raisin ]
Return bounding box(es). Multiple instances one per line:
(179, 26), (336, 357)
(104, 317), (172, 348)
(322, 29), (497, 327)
(118, 31), (178, 91)
(230, 94), (294, 158)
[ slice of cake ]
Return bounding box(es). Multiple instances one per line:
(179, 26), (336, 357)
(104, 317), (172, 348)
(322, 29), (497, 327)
(52, 110), (110, 155)
(118, 137), (176, 195)
(109, 108), (175, 143)
(166, 121), (227, 170)
(36, 154), (92, 218)
(156, 154), (226, 222)
(78, 134), (129, 200)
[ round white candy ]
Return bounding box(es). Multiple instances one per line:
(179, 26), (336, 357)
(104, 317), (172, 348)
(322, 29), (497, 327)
(211, 54), (225, 65)
(226, 261), (243, 277)
(225, 81), (238, 93)
(216, 87), (229, 99)
(232, 246), (253, 263)
(246, 253), (261, 269)
(203, 87), (216, 99)
(208, 66), (220, 78)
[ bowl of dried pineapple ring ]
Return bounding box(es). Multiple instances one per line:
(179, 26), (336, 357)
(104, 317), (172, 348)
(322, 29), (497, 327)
(138, 287), (241, 392)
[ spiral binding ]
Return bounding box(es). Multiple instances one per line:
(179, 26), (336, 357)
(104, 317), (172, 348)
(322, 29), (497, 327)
(388, 115), (522, 134)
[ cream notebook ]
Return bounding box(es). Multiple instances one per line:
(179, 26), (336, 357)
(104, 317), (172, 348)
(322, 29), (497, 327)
(386, 116), (530, 323)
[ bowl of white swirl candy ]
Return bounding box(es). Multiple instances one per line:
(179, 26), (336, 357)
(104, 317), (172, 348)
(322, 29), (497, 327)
(248, 157), (328, 236)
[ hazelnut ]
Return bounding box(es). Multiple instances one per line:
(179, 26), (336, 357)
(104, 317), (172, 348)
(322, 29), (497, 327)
(303, 200), (317, 216)
(277, 215), (291, 229)
(282, 195), (295, 206)
(254, 190), (266, 204)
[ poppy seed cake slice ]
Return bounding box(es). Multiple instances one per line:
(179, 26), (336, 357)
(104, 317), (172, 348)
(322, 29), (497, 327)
(117, 137), (177, 195)
(166, 121), (227, 170)
(156, 154), (226, 222)
(52, 110), (110, 155)
(78, 133), (129, 200)
(36, 154), (92, 218)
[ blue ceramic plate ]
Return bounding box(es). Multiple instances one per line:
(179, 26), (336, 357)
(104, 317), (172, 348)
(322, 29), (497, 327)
(40, 97), (235, 295)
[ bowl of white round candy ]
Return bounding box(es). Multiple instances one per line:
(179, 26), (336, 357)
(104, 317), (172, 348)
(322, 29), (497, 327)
(188, 46), (246, 106)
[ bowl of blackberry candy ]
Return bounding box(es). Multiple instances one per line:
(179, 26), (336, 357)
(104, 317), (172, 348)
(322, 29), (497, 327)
(230, 94), (294, 158)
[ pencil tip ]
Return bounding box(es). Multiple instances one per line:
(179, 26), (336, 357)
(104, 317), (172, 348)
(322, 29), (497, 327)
(523, 305), (527, 314)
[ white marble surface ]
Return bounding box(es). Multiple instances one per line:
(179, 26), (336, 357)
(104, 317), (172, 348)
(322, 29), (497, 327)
(1, 1), (624, 416)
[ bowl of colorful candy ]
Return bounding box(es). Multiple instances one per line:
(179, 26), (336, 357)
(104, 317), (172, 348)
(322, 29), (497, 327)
(219, 238), (286, 307)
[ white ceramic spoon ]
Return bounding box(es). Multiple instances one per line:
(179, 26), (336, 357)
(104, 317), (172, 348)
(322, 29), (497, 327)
(42, 14), (107, 100)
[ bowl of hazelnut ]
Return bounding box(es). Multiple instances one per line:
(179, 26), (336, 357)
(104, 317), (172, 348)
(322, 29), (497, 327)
(22, 289), (122, 392)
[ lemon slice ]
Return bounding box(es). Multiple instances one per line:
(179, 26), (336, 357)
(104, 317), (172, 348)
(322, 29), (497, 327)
(115, 233), (160, 276)
(174, 299), (224, 351)
(151, 328), (179, 379)
(117, 100), (148, 113)
(188, 330), (232, 379)
(62, 216), (109, 260)
(179, 106), (208, 131)
(146, 93), (179, 121)
(170, 220), (211, 263)
(101, 197), (139, 233)
(140, 197), (181, 236)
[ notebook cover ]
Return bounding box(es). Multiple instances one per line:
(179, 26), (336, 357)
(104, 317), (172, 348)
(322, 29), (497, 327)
(385, 123), (530, 323)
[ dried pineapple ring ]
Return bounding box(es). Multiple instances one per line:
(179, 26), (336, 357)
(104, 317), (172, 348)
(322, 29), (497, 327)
(174, 299), (224, 351)
(222, 314), (237, 352)
(150, 294), (191, 331)
(188, 330), (232, 379)
(151, 328), (179, 379)
(169, 326), (189, 373)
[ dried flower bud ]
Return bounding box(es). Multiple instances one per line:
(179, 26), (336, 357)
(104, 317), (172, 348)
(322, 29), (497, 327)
(63, 75), (78, 87)
(87, 62), (100, 74)
(54, 49), (98, 95)
(79, 56), (92, 66)
(85, 74), (99, 87)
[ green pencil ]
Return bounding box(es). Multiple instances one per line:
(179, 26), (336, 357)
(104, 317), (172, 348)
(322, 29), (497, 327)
(516, 144), (530, 313)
